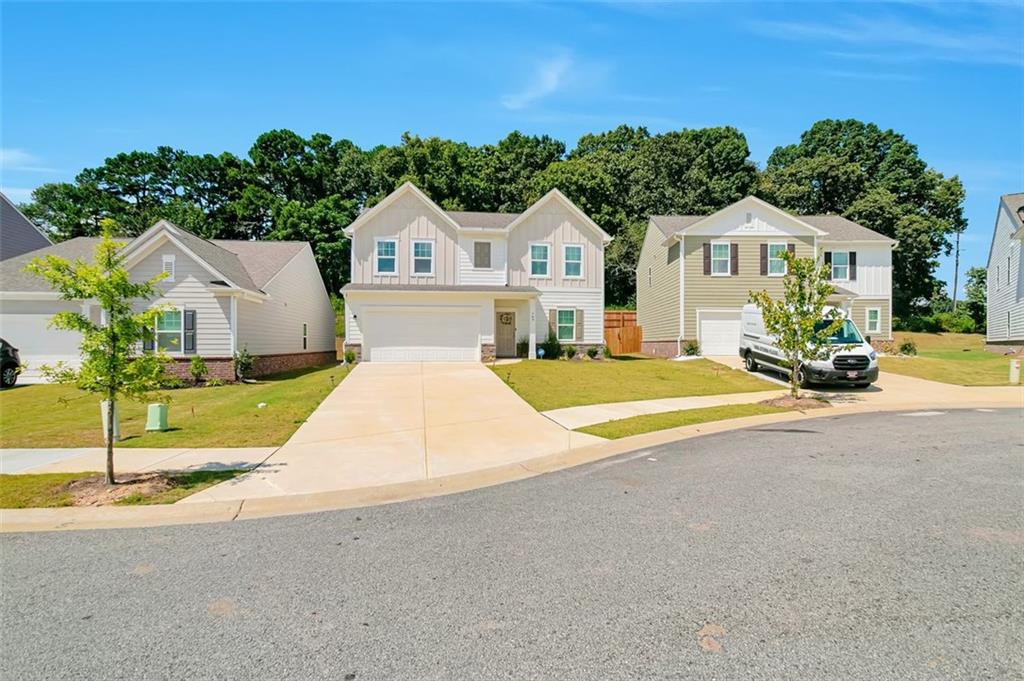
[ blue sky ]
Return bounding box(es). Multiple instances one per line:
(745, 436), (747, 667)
(2, 1), (1022, 294)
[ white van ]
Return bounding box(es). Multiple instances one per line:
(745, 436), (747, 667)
(738, 303), (879, 388)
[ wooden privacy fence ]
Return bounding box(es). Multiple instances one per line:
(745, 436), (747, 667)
(604, 310), (642, 355)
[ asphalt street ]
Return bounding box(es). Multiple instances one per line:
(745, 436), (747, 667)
(2, 409), (1022, 680)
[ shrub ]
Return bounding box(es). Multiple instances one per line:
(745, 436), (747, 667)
(934, 311), (976, 334)
(344, 350), (356, 364)
(603, 345), (613, 359)
(539, 331), (562, 359)
(160, 375), (186, 390)
(188, 355), (208, 385)
(586, 346), (599, 359)
(516, 336), (530, 358)
(899, 339), (918, 356)
(234, 347), (256, 380)
(206, 377), (225, 387)
(898, 315), (942, 333)
(682, 339), (701, 356)
(564, 345), (578, 359)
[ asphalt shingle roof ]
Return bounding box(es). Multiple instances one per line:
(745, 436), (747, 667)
(650, 211), (894, 243)
(445, 211), (520, 230)
(0, 226), (309, 294)
(1002, 193), (1024, 232)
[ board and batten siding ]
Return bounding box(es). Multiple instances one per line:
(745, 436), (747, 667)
(819, 242), (892, 296)
(986, 200), (1024, 342)
(457, 235), (508, 286)
(235, 245), (335, 356)
(351, 192), (460, 286)
(130, 242), (232, 356)
(507, 203), (604, 290)
(636, 222), (681, 341)
(849, 298), (892, 341)
(534, 288), (603, 344)
(682, 234), (814, 338)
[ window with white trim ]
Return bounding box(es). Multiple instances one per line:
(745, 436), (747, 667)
(563, 244), (583, 278)
(162, 255), (176, 282)
(473, 241), (491, 269)
(831, 251), (850, 280)
(156, 309), (183, 352)
(711, 242), (730, 276)
(557, 309), (576, 341)
(412, 240), (434, 276)
(530, 243), (550, 277)
(302, 322), (308, 350)
(866, 308), (881, 334)
(375, 239), (397, 274)
(768, 243), (787, 276)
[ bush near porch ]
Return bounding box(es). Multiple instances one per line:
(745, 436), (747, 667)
(878, 332), (1016, 386)
(492, 357), (775, 412)
(0, 364), (348, 449)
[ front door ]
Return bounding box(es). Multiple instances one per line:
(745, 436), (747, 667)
(495, 311), (516, 358)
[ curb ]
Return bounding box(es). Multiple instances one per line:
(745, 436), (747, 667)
(2, 399), (1020, 533)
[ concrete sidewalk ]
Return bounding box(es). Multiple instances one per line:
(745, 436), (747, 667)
(0, 447), (274, 475)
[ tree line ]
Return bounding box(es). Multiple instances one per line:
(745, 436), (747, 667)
(21, 119), (966, 317)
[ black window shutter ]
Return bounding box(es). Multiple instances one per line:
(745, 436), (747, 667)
(759, 243), (768, 276)
(849, 252), (857, 281)
(823, 251), (832, 279)
(143, 326), (154, 352)
(702, 242), (711, 275)
(184, 309), (196, 354)
(730, 243), (739, 276)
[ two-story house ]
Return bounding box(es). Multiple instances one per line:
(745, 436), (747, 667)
(341, 182), (611, 362)
(636, 196), (895, 357)
(985, 192), (1023, 344)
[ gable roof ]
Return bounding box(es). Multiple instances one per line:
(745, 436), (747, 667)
(652, 196), (894, 244)
(1002, 192), (1024, 239)
(1, 192), (52, 261)
(0, 223), (308, 295)
(344, 183), (613, 242)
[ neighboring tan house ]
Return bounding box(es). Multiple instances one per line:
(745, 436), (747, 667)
(341, 182), (612, 361)
(636, 196), (896, 357)
(0, 220), (336, 380)
(985, 193), (1024, 345)
(1, 192), (51, 261)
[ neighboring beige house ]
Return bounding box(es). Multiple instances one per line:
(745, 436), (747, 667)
(636, 196), (896, 357)
(985, 193), (1024, 344)
(341, 182), (612, 361)
(1, 192), (51, 261)
(0, 220), (336, 380)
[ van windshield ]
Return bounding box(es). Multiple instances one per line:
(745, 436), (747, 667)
(813, 319), (863, 344)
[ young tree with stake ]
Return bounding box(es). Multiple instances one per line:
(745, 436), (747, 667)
(27, 220), (170, 484)
(750, 251), (846, 399)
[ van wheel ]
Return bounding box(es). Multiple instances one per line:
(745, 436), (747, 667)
(796, 367), (809, 388)
(1, 364), (17, 389)
(744, 352), (758, 372)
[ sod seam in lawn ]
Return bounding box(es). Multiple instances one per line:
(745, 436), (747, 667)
(576, 403), (791, 440)
(0, 364), (348, 449)
(492, 358), (775, 412)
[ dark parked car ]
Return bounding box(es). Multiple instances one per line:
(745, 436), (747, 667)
(1, 338), (21, 388)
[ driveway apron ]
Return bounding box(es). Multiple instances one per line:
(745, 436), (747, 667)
(183, 363), (602, 502)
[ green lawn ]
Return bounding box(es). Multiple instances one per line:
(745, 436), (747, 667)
(577, 403), (791, 439)
(0, 364), (348, 449)
(879, 332), (1014, 386)
(0, 469), (245, 508)
(492, 357), (775, 411)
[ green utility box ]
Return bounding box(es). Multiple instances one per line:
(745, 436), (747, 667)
(145, 403), (169, 432)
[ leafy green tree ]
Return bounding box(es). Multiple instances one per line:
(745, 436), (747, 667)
(26, 221), (170, 484)
(759, 119), (966, 315)
(475, 131), (565, 212)
(749, 252), (845, 399)
(963, 266), (987, 330)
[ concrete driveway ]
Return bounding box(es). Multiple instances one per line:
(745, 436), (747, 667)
(184, 362), (602, 502)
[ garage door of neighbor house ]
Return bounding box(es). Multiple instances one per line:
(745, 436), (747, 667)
(363, 307), (480, 362)
(698, 309), (742, 356)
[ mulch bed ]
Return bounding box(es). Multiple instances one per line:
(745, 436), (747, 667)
(65, 473), (174, 506)
(760, 395), (831, 411)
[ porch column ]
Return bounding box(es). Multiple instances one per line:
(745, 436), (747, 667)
(528, 302), (537, 359)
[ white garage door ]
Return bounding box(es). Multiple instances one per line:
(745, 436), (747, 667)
(363, 307), (480, 362)
(698, 310), (742, 356)
(0, 301), (86, 379)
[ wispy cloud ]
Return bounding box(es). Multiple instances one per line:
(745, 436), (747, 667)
(501, 55), (574, 110)
(749, 14), (1022, 67)
(0, 148), (57, 173)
